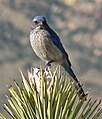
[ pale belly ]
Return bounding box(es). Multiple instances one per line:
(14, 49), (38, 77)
(30, 31), (64, 64)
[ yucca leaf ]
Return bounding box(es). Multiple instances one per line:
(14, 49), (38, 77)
(47, 90), (51, 119)
(8, 86), (22, 107)
(21, 90), (36, 119)
(69, 96), (86, 119)
(67, 93), (77, 117)
(38, 94), (43, 119)
(0, 67), (102, 119)
(92, 108), (102, 119)
(20, 70), (33, 95)
(87, 99), (102, 119)
(0, 113), (6, 119)
(54, 92), (61, 119)
(61, 96), (70, 119)
(43, 80), (48, 119)
(3, 103), (16, 119)
(78, 98), (92, 118)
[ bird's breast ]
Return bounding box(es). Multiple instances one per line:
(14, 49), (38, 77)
(30, 29), (64, 64)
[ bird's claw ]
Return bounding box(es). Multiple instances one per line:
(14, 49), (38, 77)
(44, 62), (52, 71)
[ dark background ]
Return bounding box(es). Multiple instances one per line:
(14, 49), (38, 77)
(0, 0), (102, 118)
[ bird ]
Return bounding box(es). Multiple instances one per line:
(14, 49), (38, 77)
(30, 16), (86, 99)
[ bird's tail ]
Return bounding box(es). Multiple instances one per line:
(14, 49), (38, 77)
(61, 62), (86, 100)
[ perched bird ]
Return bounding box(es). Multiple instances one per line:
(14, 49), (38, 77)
(30, 16), (86, 99)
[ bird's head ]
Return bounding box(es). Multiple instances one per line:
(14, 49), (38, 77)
(31, 16), (47, 29)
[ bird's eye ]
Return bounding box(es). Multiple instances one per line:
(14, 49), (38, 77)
(34, 21), (38, 24)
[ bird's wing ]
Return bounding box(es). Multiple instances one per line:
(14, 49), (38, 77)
(47, 27), (71, 66)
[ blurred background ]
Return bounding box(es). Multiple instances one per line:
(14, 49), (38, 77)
(0, 0), (102, 118)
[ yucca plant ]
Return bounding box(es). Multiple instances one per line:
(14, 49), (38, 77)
(0, 66), (102, 119)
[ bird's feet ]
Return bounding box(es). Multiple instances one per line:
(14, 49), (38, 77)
(44, 61), (53, 71)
